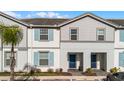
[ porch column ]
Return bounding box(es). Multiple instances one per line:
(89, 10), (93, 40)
(96, 54), (100, 69)
(76, 54), (80, 69)
(83, 51), (91, 72)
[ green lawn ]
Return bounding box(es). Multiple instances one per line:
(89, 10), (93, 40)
(0, 72), (72, 76)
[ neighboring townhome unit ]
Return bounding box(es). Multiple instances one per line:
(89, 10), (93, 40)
(0, 12), (29, 72)
(1, 12), (124, 72)
(59, 13), (116, 72)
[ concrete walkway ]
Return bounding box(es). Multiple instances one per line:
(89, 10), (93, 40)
(0, 76), (106, 81)
(68, 69), (108, 76)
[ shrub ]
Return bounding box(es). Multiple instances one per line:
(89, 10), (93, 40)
(55, 68), (63, 73)
(55, 69), (59, 73)
(85, 68), (93, 74)
(47, 68), (54, 73)
(83, 68), (96, 76)
(110, 67), (120, 74)
(35, 69), (41, 73)
(4, 70), (9, 73)
(18, 70), (23, 73)
(60, 68), (63, 73)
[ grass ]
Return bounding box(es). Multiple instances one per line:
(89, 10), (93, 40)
(0, 72), (72, 76)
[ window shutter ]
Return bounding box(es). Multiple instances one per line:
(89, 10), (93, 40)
(48, 29), (54, 41)
(49, 52), (54, 66)
(34, 52), (39, 66)
(120, 30), (124, 42)
(34, 29), (40, 41)
(119, 52), (124, 67)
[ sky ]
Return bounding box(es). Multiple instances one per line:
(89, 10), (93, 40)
(2, 11), (124, 19)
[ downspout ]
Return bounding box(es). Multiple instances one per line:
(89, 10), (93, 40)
(1, 31), (3, 72)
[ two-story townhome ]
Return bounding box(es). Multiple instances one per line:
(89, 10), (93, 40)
(0, 11), (124, 72)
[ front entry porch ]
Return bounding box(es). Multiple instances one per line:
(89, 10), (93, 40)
(68, 52), (83, 71)
(91, 53), (107, 71)
(67, 52), (107, 72)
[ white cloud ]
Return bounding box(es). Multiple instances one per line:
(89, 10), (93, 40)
(3, 11), (21, 18)
(2, 11), (69, 19)
(36, 12), (47, 17)
(26, 14), (32, 18)
(36, 12), (69, 18)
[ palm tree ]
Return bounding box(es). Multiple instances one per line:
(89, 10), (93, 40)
(0, 24), (23, 80)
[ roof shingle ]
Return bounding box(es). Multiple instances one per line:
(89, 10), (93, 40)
(20, 17), (124, 27)
(107, 19), (124, 26)
(20, 18), (69, 26)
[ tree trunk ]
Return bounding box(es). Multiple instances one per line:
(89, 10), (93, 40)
(10, 44), (15, 81)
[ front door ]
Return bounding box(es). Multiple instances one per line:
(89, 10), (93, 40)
(91, 54), (97, 68)
(69, 54), (76, 68)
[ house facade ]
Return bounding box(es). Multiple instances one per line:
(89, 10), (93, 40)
(0, 12), (124, 72)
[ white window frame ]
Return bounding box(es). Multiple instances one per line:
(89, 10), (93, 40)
(40, 28), (48, 40)
(96, 28), (105, 41)
(4, 51), (17, 67)
(70, 28), (78, 40)
(39, 52), (49, 66)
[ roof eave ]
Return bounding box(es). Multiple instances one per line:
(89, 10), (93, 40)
(29, 24), (59, 28)
(0, 12), (29, 27)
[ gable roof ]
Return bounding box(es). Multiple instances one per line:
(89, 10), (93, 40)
(1, 11), (124, 28)
(58, 12), (118, 28)
(0, 12), (29, 27)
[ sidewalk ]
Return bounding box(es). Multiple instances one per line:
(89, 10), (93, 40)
(0, 76), (106, 81)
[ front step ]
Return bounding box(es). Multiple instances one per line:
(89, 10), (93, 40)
(68, 69), (82, 76)
(92, 69), (108, 76)
(68, 69), (79, 72)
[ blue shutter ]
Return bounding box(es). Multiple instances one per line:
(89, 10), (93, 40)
(34, 52), (39, 66)
(120, 30), (124, 42)
(48, 29), (54, 41)
(49, 52), (54, 66)
(34, 29), (40, 41)
(119, 52), (124, 67)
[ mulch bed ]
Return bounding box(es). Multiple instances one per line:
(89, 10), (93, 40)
(0, 72), (72, 76)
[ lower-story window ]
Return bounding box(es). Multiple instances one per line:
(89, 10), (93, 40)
(39, 52), (49, 66)
(119, 52), (124, 67)
(4, 51), (16, 67)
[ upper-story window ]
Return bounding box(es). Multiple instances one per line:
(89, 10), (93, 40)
(70, 28), (78, 40)
(96, 28), (105, 41)
(34, 28), (53, 41)
(120, 30), (124, 42)
(40, 28), (48, 40)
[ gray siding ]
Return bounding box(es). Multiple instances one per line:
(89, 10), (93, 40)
(61, 16), (115, 41)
